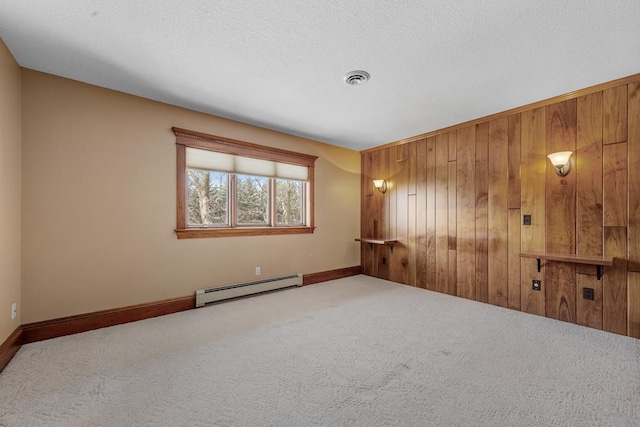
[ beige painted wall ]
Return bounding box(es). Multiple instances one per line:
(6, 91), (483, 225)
(21, 70), (361, 323)
(0, 39), (21, 342)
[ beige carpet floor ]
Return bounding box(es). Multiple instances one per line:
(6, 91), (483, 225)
(1, 275), (639, 426)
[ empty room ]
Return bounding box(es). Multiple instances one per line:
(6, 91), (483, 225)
(1, 1), (639, 426)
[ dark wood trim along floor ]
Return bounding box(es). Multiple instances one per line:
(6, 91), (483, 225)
(21, 295), (196, 344)
(303, 265), (362, 286)
(0, 326), (22, 373)
(0, 266), (362, 373)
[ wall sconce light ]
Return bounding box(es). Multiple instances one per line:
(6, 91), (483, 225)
(372, 179), (387, 193)
(547, 151), (573, 177)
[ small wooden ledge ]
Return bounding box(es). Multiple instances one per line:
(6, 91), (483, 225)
(520, 252), (614, 280)
(356, 238), (398, 252)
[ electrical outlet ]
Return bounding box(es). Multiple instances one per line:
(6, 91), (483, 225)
(255, 267), (261, 276)
(523, 215), (532, 225)
(11, 303), (17, 320)
(583, 287), (595, 300)
(532, 280), (541, 291)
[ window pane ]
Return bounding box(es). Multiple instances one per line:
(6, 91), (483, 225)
(187, 169), (228, 226)
(276, 179), (304, 226)
(236, 174), (269, 225)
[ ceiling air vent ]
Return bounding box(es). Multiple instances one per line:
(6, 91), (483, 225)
(344, 70), (370, 86)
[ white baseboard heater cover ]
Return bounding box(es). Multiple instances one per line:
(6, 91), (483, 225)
(195, 273), (303, 307)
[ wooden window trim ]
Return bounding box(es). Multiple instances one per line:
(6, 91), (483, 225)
(174, 127), (317, 238)
(173, 127), (317, 166)
(176, 226), (315, 239)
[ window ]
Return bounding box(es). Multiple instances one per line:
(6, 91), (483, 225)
(235, 174), (269, 225)
(187, 170), (228, 226)
(276, 179), (304, 226)
(174, 127), (317, 238)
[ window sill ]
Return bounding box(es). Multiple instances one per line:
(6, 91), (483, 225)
(176, 226), (316, 239)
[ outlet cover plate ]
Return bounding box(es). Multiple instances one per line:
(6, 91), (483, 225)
(583, 287), (595, 300)
(523, 215), (532, 225)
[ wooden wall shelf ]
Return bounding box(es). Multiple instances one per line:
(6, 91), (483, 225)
(520, 252), (614, 280)
(356, 238), (398, 252)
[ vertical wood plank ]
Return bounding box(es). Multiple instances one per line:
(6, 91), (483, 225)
(576, 92), (603, 277)
(416, 139), (428, 288)
(545, 270), (574, 321)
(447, 129), (458, 298)
(603, 142), (628, 226)
(374, 245), (389, 280)
(389, 147), (398, 239)
(371, 150), (382, 277)
(456, 125), (476, 300)
(362, 152), (372, 199)
(475, 122), (489, 303)
(377, 148), (390, 280)
(407, 141), (417, 196)
(603, 226), (628, 335)
(448, 130), (457, 161)
(488, 117), (509, 308)
(388, 146), (399, 281)
(425, 137), (437, 290)
(435, 133), (449, 294)
(508, 209), (521, 310)
(576, 273), (603, 330)
(520, 107), (546, 316)
(407, 194), (417, 286)
(508, 113), (522, 209)
(396, 143), (409, 161)
(406, 141), (417, 285)
(545, 99), (577, 253)
(545, 99), (577, 323)
(603, 85), (628, 145)
(392, 145), (409, 285)
(628, 271), (640, 338)
(629, 81), (640, 271)
(361, 152), (376, 276)
(379, 148), (390, 239)
(448, 160), (457, 296)
(576, 93), (603, 277)
(448, 249), (457, 297)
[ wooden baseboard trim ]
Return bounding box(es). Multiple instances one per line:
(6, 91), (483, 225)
(21, 295), (195, 344)
(303, 265), (362, 286)
(0, 326), (23, 373)
(15, 266), (362, 348)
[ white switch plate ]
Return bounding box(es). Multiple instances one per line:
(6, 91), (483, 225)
(11, 303), (17, 320)
(255, 267), (261, 276)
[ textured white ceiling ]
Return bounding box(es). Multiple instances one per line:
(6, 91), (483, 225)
(1, 1), (639, 151)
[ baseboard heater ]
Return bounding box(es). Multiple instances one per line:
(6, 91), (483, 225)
(195, 273), (303, 307)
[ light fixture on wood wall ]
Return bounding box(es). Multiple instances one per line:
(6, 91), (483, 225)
(547, 151), (573, 177)
(373, 179), (387, 193)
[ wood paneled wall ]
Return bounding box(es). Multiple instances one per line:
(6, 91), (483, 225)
(361, 76), (640, 338)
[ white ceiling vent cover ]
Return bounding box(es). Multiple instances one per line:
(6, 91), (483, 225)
(344, 70), (370, 86)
